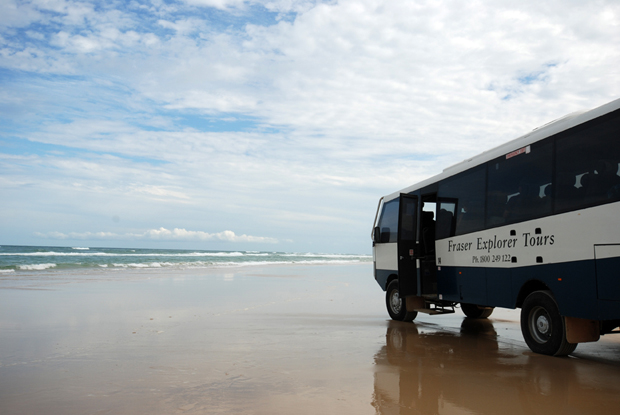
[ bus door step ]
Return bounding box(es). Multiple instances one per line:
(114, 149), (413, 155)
(414, 305), (455, 315)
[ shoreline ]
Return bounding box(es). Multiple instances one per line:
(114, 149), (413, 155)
(0, 260), (372, 290)
(0, 245), (372, 279)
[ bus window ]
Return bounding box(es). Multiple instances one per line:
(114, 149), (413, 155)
(486, 140), (553, 226)
(421, 202), (436, 254)
(436, 199), (456, 240)
(400, 198), (417, 241)
(438, 166), (486, 236)
(556, 114), (620, 212)
(376, 198), (399, 243)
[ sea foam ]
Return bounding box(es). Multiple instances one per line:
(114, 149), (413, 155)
(19, 263), (57, 270)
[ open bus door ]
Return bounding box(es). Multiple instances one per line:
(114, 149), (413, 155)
(402, 193), (456, 316)
(397, 194), (418, 298)
(420, 196), (438, 296)
(398, 193), (440, 298)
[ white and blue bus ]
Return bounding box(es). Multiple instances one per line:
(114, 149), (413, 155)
(372, 98), (620, 356)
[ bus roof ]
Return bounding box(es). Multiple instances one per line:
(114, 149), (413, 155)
(383, 97), (620, 202)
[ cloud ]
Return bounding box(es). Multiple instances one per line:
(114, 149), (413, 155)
(35, 228), (279, 243)
(1, 0), (619, 253)
(5, 2), (619, 137)
(182, 0), (247, 11)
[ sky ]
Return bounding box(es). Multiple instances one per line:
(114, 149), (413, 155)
(1, 0), (619, 254)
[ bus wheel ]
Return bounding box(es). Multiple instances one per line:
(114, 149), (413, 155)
(461, 303), (494, 319)
(386, 280), (418, 322)
(520, 291), (577, 356)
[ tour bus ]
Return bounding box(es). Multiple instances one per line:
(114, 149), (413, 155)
(371, 97), (620, 356)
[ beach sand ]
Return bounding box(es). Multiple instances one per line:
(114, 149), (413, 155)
(2, 262), (620, 414)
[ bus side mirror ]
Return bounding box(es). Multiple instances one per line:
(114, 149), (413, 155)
(373, 226), (381, 243)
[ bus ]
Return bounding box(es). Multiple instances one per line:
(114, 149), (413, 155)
(371, 97), (620, 356)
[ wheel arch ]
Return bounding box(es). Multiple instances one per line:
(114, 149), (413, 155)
(384, 273), (399, 291)
(516, 280), (551, 308)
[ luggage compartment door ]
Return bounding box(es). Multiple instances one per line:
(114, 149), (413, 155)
(596, 244), (620, 301)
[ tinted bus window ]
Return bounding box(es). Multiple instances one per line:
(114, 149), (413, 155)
(436, 199), (457, 240)
(486, 140), (553, 226)
(377, 198), (399, 243)
(400, 197), (417, 242)
(438, 166), (486, 236)
(555, 113), (620, 212)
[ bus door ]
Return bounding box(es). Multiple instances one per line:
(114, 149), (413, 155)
(420, 197), (438, 296)
(398, 194), (418, 297)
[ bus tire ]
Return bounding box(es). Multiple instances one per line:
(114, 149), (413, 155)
(386, 280), (418, 322)
(461, 303), (494, 319)
(520, 290), (577, 356)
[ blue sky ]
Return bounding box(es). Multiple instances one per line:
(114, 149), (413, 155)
(1, 0), (619, 254)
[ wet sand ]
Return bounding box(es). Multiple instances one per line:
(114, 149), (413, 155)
(1, 263), (620, 414)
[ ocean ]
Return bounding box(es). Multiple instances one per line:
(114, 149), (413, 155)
(0, 245), (371, 274)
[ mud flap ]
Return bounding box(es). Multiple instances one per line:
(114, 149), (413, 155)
(565, 316), (600, 343)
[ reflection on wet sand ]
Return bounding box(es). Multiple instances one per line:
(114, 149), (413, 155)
(373, 318), (620, 415)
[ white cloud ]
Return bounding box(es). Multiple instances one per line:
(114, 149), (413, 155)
(0, 0), (42, 29)
(182, 0), (247, 10)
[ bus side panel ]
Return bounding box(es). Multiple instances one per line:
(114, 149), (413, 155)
(595, 245), (620, 302)
(437, 266), (459, 301)
(461, 268), (486, 305)
(485, 268), (513, 308)
(511, 260), (598, 320)
(375, 269), (394, 291)
(438, 261), (602, 317)
(594, 247), (620, 320)
(437, 267), (487, 306)
(598, 300), (620, 321)
(374, 242), (398, 291)
(595, 256), (620, 301)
